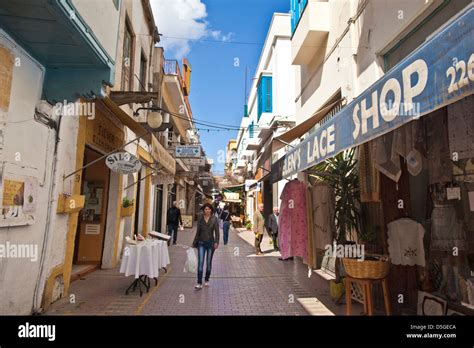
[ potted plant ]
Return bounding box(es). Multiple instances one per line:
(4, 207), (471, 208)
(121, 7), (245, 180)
(358, 224), (379, 254)
(245, 222), (252, 231)
(121, 197), (135, 217)
(309, 149), (361, 245)
(310, 149), (389, 281)
(308, 149), (361, 292)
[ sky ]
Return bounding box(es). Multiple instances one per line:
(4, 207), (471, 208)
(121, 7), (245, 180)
(150, 0), (290, 174)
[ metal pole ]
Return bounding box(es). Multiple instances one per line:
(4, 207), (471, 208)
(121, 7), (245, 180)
(124, 171), (156, 190)
(273, 138), (295, 148)
(63, 132), (150, 180)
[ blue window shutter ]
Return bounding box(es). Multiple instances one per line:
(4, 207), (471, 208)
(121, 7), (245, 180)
(290, 0), (297, 32)
(257, 79), (262, 120)
(249, 121), (254, 138)
(264, 77), (272, 113)
(300, 0), (308, 14)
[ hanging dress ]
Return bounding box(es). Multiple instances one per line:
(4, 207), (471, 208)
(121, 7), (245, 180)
(279, 179), (309, 261)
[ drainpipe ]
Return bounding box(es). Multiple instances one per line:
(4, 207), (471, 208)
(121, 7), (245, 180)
(32, 109), (62, 314)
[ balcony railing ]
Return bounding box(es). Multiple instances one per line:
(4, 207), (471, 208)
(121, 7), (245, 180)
(164, 59), (180, 75)
(291, 0), (309, 34)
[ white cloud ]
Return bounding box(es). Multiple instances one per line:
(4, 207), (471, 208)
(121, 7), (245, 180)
(150, 0), (234, 59)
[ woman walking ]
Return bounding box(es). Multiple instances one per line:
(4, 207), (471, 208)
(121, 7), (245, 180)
(192, 203), (220, 289)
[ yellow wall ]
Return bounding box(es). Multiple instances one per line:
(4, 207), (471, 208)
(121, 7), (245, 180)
(137, 145), (152, 237)
(43, 103), (128, 309)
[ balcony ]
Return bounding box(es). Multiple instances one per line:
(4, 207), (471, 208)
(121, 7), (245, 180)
(236, 159), (247, 168)
(0, 0), (116, 101)
(291, 0), (330, 66)
(163, 59), (192, 140)
(245, 137), (261, 151)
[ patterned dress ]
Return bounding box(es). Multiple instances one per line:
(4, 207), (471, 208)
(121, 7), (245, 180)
(278, 180), (308, 260)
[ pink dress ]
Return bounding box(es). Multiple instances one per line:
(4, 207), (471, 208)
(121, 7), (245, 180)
(278, 180), (308, 260)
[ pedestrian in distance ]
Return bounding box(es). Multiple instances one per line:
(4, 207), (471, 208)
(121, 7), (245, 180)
(215, 203), (222, 219)
(192, 203), (220, 289)
(166, 201), (183, 245)
(221, 204), (232, 245)
(253, 203), (265, 255)
(267, 206), (280, 252)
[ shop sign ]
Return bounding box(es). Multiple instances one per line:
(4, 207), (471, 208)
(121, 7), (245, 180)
(152, 174), (174, 185)
(105, 152), (141, 174)
(182, 158), (205, 166)
(244, 180), (257, 191)
(85, 109), (124, 154)
(224, 192), (240, 201)
(279, 6), (474, 180)
(175, 145), (200, 158)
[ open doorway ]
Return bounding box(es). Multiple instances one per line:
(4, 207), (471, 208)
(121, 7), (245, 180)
(72, 146), (110, 281)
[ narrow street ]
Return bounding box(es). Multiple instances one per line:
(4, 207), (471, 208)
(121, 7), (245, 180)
(47, 227), (348, 316)
(1, 3), (472, 347)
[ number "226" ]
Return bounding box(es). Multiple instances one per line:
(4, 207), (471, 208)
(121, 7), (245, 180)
(446, 53), (474, 94)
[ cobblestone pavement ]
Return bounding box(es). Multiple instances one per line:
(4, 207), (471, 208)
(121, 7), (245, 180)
(47, 226), (353, 315)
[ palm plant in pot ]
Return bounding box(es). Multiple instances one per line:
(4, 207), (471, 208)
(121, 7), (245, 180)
(308, 149), (361, 291)
(309, 148), (389, 283)
(308, 148), (361, 245)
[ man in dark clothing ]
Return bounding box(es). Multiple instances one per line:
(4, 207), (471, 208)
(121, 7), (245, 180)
(267, 206), (279, 251)
(221, 205), (231, 245)
(167, 201), (182, 245)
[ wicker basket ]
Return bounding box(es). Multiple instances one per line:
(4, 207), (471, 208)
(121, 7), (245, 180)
(342, 254), (390, 280)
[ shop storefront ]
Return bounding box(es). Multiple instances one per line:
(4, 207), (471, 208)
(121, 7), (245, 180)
(150, 136), (176, 234)
(71, 101), (125, 278)
(273, 5), (474, 315)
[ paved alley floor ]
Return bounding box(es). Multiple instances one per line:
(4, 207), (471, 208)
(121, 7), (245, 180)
(46, 226), (352, 316)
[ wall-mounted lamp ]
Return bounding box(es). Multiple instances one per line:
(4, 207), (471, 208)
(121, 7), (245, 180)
(134, 107), (169, 130)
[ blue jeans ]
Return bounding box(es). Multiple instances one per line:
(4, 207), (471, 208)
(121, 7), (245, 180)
(167, 224), (178, 244)
(223, 221), (231, 245)
(197, 240), (215, 284)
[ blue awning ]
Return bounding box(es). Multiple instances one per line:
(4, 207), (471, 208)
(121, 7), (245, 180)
(276, 4), (474, 181)
(0, 0), (115, 101)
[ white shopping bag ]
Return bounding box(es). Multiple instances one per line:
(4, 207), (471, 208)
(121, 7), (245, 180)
(183, 248), (197, 273)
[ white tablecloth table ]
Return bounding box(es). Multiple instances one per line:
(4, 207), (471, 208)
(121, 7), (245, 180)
(119, 239), (170, 295)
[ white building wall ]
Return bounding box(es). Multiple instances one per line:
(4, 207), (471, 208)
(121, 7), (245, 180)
(294, 0), (441, 125)
(72, 0), (121, 62)
(273, 37), (295, 119)
(236, 13), (294, 169)
(0, 32), (74, 314)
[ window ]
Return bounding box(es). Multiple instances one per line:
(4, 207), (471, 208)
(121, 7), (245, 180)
(139, 52), (147, 91)
(291, 0), (308, 34)
(257, 76), (272, 120)
(167, 127), (174, 148)
(249, 121), (254, 139)
(121, 20), (134, 91)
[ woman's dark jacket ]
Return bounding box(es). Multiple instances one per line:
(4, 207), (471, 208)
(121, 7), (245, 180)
(192, 215), (220, 247)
